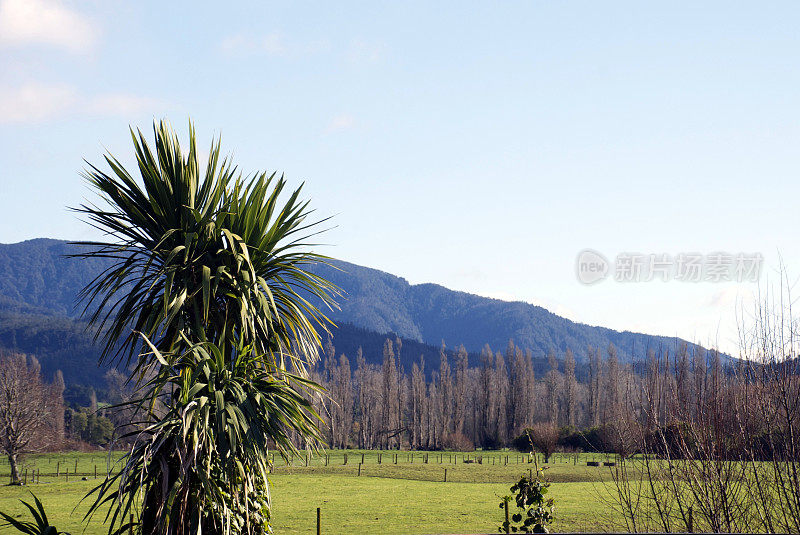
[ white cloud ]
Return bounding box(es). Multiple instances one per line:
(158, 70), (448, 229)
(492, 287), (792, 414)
(0, 83), (77, 123)
(326, 113), (355, 132)
(219, 32), (334, 59)
(0, 83), (160, 124)
(705, 285), (757, 309)
(347, 39), (383, 63)
(87, 94), (159, 116)
(220, 32), (286, 56)
(0, 0), (96, 53)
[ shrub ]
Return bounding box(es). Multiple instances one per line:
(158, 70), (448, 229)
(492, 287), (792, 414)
(442, 432), (475, 452)
(512, 424), (559, 462)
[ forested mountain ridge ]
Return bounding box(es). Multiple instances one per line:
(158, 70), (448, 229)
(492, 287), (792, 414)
(0, 238), (709, 363)
(0, 238), (109, 316)
(307, 259), (707, 360)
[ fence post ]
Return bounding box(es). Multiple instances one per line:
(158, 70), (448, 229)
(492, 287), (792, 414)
(444, 468), (447, 482)
(94, 465), (97, 479)
(361, 453), (365, 464)
(316, 507), (321, 535)
(344, 453), (348, 465)
(56, 462), (59, 477)
(358, 463), (361, 476)
(74, 459), (78, 474)
(687, 506), (694, 533)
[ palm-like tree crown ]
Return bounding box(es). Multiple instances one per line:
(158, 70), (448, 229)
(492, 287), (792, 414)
(73, 120), (338, 375)
(74, 120), (338, 535)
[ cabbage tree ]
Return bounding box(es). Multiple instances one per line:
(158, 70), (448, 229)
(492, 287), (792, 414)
(74, 120), (338, 534)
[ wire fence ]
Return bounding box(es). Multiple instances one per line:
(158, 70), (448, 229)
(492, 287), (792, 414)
(0, 450), (618, 486)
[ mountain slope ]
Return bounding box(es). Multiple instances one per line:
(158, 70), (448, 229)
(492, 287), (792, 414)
(0, 301), (450, 388)
(0, 238), (706, 364)
(311, 260), (703, 360)
(0, 239), (109, 316)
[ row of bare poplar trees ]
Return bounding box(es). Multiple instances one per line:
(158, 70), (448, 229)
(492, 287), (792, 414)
(309, 333), (729, 452)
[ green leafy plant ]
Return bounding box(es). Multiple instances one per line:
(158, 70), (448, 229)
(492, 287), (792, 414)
(498, 467), (555, 534)
(0, 493), (71, 535)
(85, 339), (322, 534)
(72, 120), (338, 374)
(73, 120), (339, 534)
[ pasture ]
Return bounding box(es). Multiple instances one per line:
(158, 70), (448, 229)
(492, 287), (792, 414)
(0, 450), (619, 534)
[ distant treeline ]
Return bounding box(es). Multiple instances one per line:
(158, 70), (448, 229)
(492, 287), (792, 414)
(0, 308), (735, 456)
(310, 336), (729, 452)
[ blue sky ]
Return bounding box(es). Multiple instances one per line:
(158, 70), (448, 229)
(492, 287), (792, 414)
(1, 1), (798, 354)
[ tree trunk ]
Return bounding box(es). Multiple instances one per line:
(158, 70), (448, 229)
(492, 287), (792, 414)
(8, 453), (21, 485)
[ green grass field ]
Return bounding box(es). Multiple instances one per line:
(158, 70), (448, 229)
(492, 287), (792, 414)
(0, 451), (620, 534)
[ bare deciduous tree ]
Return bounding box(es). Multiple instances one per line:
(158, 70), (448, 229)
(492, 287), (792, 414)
(0, 352), (59, 484)
(563, 348), (577, 428)
(527, 422), (559, 463)
(545, 350), (559, 424)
